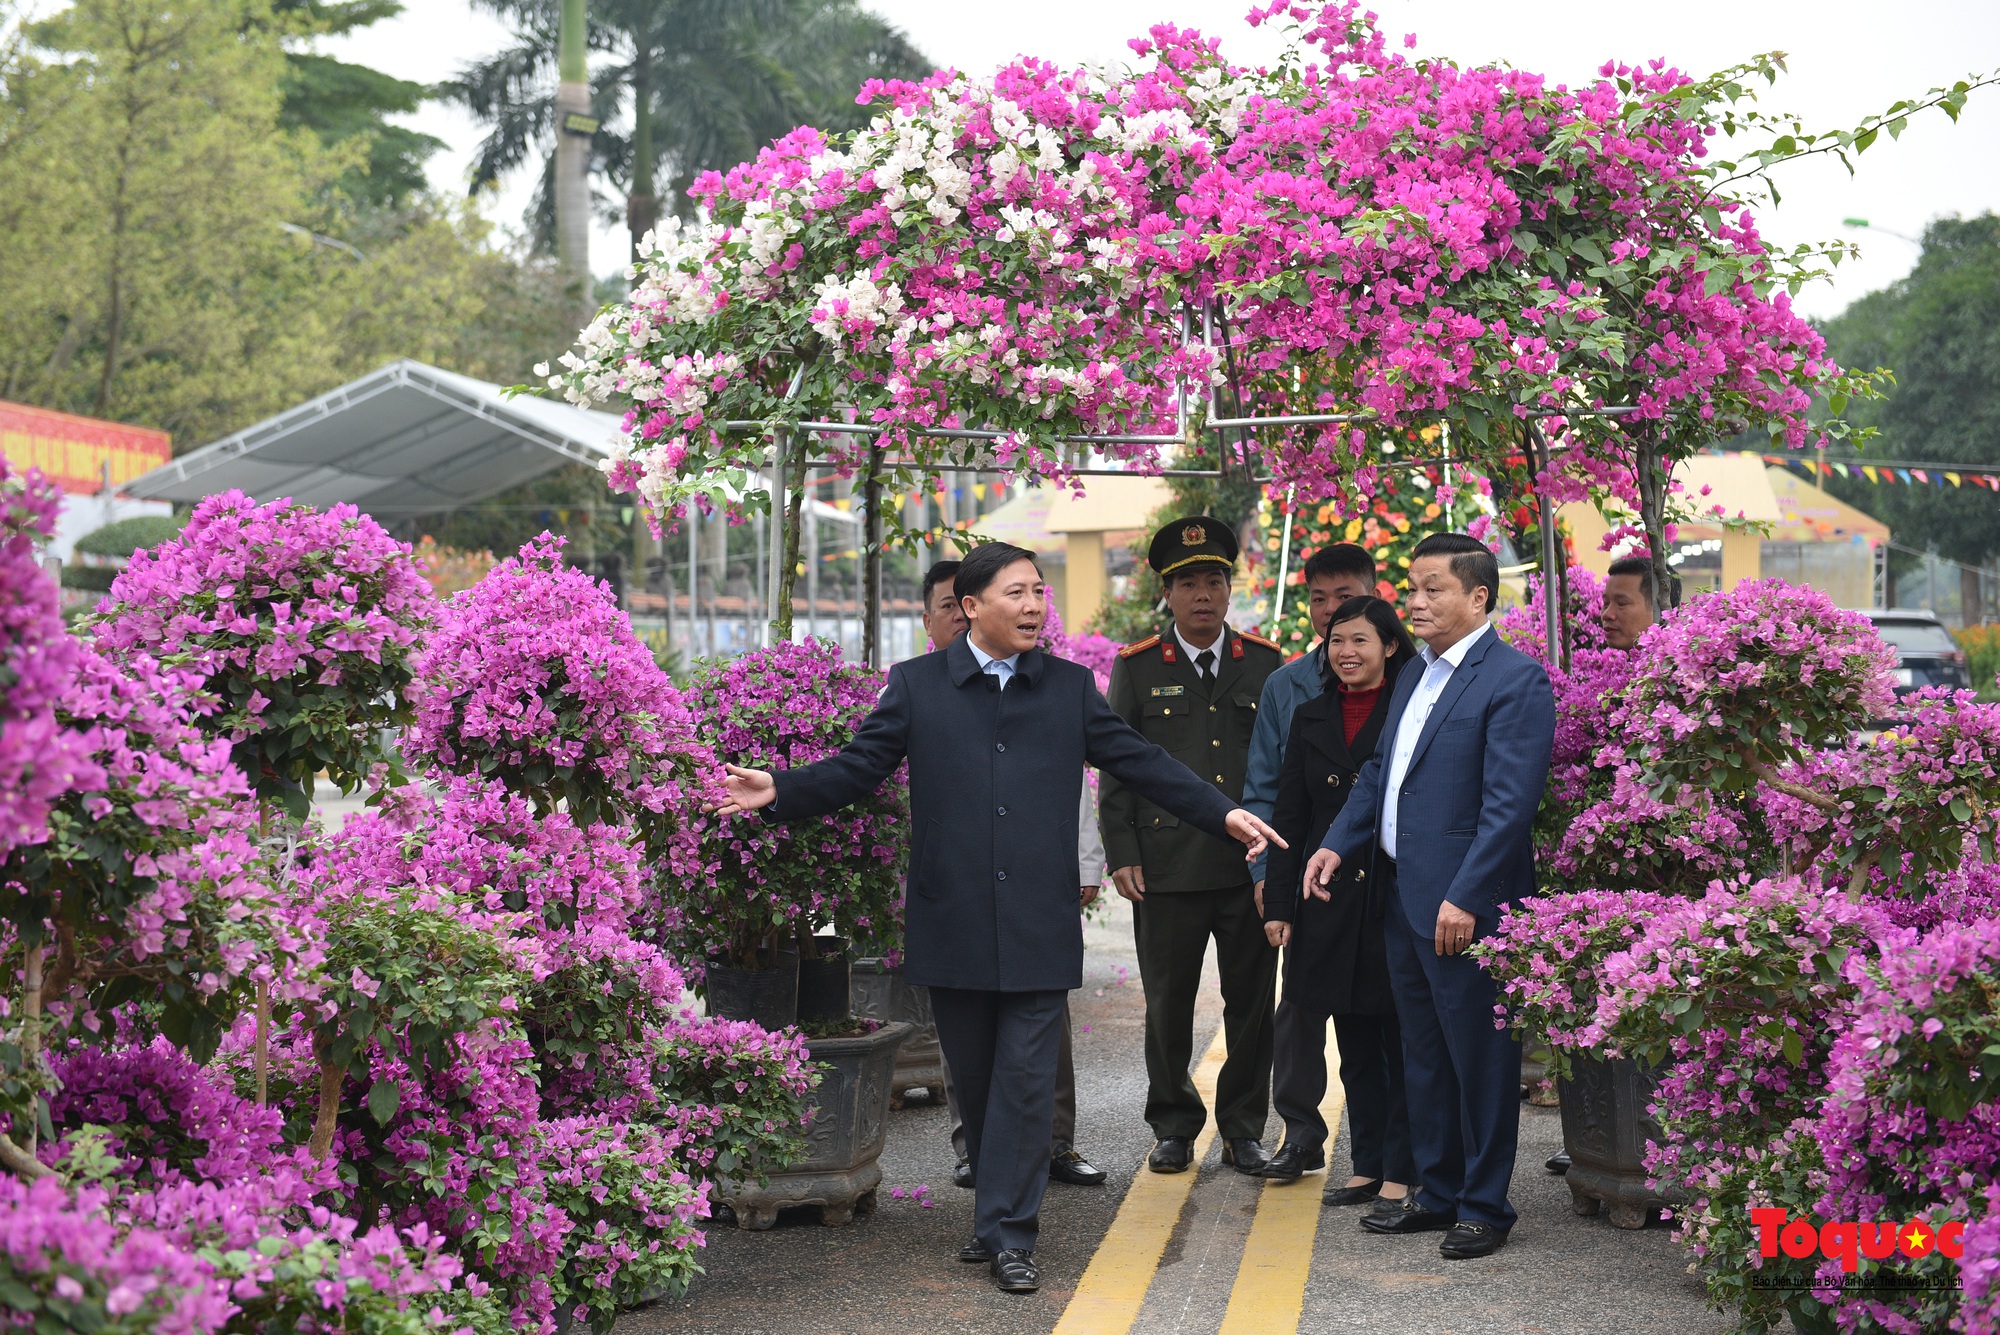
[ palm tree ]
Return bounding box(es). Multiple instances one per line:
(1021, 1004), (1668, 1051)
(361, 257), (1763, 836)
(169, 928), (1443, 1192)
(450, 0), (930, 259)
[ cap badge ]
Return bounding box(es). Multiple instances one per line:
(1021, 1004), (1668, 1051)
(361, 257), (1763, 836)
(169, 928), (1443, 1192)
(1182, 523), (1206, 546)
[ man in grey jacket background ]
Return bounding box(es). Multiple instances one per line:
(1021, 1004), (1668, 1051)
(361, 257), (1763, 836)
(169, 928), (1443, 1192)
(921, 560), (1108, 1191)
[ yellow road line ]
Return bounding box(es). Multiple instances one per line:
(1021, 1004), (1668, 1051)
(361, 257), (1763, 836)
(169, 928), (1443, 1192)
(1217, 1028), (1345, 1334)
(1052, 1023), (1231, 1335)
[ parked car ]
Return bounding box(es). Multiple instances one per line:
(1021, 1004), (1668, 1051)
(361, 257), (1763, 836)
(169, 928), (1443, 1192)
(1863, 609), (1969, 694)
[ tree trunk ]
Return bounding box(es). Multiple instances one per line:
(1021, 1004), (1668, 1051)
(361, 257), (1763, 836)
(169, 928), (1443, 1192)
(308, 1059), (345, 1160)
(1962, 565), (1982, 630)
(22, 941), (41, 1156)
(863, 447), (883, 668)
(1634, 434), (1680, 608)
(254, 984), (270, 1106)
(627, 48), (657, 259)
(775, 473), (805, 641)
(553, 0), (592, 332)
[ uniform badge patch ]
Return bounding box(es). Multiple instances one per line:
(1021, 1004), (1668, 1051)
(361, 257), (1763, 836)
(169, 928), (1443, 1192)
(1150, 685), (1186, 697)
(1182, 523), (1206, 546)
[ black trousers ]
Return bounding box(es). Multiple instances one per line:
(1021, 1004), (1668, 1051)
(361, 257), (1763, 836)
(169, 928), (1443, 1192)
(930, 986), (1068, 1254)
(1132, 884), (1278, 1141)
(1271, 1001), (1416, 1183)
(1383, 875), (1523, 1229)
(946, 999), (1077, 1159)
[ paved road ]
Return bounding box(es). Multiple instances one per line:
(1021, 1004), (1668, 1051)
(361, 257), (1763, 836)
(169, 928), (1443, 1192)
(624, 910), (1728, 1335)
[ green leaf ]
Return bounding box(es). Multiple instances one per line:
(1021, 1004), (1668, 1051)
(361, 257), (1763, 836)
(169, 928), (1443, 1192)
(1782, 1030), (1804, 1066)
(1950, 797), (1972, 822)
(367, 1079), (401, 1125)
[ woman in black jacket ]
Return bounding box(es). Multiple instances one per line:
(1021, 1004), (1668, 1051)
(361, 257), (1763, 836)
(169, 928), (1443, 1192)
(1258, 596), (1420, 1215)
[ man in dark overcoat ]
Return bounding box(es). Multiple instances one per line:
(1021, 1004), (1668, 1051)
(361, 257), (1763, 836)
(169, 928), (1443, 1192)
(1101, 517), (1284, 1175)
(715, 542), (1284, 1295)
(1307, 533), (1555, 1261)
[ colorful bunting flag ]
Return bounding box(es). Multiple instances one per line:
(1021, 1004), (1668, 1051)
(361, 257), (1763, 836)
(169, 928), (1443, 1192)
(1912, 469), (1930, 483)
(1947, 472), (1963, 487)
(1862, 466), (1879, 483)
(1895, 469), (1913, 484)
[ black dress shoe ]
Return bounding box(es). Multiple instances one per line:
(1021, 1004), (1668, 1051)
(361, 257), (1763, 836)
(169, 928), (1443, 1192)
(956, 1235), (993, 1264)
(1259, 1142), (1326, 1182)
(1322, 1177), (1384, 1206)
(1440, 1221), (1510, 1259)
(1365, 1192), (1414, 1219)
(990, 1249), (1040, 1293)
(953, 1157), (975, 1189)
(1049, 1146), (1108, 1186)
(1220, 1138), (1269, 1175)
(1360, 1203), (1456, 1235)
(1545, 1149), (1571, 1175)
(1148, 1137), (1192, 1173)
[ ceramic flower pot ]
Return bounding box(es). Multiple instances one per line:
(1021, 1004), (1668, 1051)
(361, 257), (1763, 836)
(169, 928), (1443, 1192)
(705, 947), (799, 1029)
(717, 1020), (911, 1229)
(1557, 1052), (1683, 1229)
(796, 936), (851, 1025)
(848, 958), (945, 1107)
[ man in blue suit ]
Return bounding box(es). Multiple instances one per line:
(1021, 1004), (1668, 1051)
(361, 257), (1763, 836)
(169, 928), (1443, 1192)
(1304, 533), (1554, 1259)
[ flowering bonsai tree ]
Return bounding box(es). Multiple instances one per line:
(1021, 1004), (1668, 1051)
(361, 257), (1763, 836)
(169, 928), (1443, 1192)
(406, 534), (714, 868)
(0, 464), (95, 853)
(1478, 576), (2000, 1331)
(677, 639), (906, 968)
(88, 489), (434, 818)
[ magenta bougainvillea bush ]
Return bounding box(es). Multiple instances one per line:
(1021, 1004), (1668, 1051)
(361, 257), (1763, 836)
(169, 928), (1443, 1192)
(0, 492), (814, 1333)
(407, 534), (715, 868)
(678, 639), (906, 966)
(1481, 574), (2000, 1332)
(535, 0), (1897, 569)
(0, 463), (95, 853)
(88, 489), (434, 816)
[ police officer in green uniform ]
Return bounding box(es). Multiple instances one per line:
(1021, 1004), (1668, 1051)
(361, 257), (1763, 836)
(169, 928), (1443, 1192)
(1100, 516), (1284, 1175)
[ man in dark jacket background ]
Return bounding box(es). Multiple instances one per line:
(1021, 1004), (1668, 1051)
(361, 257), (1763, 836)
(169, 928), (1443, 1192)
(715, 542), (1285, 1295)
(1306, 533), (1555, 1261)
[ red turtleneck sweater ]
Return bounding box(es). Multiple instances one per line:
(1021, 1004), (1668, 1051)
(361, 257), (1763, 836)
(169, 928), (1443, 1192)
(1338, 683), (1383, 744)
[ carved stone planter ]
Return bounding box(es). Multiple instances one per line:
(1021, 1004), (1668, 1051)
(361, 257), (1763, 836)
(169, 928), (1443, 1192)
(849, 959), (945, 1107)
(718, 1020), (910, 1230)
(1558, 1052), (1683, 1229)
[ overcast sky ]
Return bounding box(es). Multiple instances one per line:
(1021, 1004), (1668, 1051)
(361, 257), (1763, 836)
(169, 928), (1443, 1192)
(325, 0), (2000, 318)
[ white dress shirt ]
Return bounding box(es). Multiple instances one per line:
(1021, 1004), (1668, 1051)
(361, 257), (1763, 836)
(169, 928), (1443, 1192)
(1380, 619), (1491, 860)
(1173, 624), (1225, 679)
(967, 635), (1021, 688)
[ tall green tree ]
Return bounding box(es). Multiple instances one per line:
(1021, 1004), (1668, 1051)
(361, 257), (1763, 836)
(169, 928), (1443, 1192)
(274, 0), (444, 207)
(1817, 214), (2000, 575)
(450, 0), (930, 258)
(0, 0), (575, 445)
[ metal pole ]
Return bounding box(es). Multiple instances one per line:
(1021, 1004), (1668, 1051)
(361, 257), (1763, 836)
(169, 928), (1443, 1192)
(1271, 486), (1297, 641)
(1529, 422), (1562, 669)
(687, 511), (700, 660)
(753, 510), (766, 648)
(807, 470), (820, 642)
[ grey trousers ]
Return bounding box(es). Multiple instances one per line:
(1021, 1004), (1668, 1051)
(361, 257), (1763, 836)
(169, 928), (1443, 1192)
(946, 998), (1077, 1158)
(930, 986), (1068, 1254)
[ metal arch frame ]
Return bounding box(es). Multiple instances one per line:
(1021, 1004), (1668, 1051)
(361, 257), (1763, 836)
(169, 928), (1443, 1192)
(743, 302), (1635, 658)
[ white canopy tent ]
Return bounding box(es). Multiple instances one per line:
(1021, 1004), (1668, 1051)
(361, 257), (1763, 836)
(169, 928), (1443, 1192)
(123, 360), (625, 515)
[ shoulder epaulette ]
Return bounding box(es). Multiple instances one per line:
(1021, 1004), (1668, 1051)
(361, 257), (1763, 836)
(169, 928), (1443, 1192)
(1237, 630), (1281, 653)
(1118, 634), (1162, 659)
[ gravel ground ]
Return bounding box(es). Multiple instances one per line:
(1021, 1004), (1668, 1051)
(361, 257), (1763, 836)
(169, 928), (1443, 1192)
(620, 909), (1729, 1335)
